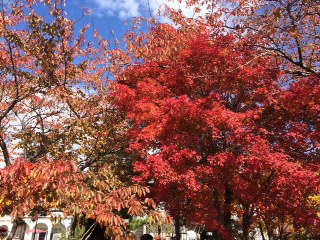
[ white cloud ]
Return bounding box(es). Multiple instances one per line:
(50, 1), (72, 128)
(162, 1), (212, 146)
(92, 0), (209, 21)
(93, 0), (141, 19)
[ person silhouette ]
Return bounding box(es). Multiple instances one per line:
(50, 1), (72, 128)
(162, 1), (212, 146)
(141, 234), (153, 240)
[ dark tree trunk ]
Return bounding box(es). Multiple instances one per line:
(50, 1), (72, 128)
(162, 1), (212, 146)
(70, 215), (78, 238)
(213, 189), (222, 224)
(266, 224), (275, 240)
(174, 216), (181, 240)
(242, 212), (251, 240)
(211, 189), (223, 240)
(200, 231), (206, 240)
(223, 187), (233, 231)
(278, 224), (284, 240)
(262, 219), (276, 240)
(258, 221), (266, 240)
(1, 135), (11, 166)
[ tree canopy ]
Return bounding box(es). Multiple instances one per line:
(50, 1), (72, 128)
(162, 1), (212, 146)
(0, 0), (161, 239)
(114, 22), (319, 239)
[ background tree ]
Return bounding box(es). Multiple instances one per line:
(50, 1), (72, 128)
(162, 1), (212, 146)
(223, 0), (320, 77)
(0, 159), (158, 240)
(0, 0), (164, 239)
(165, 0), (319, 78)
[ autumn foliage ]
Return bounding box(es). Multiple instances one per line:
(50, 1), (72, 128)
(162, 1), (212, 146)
(0, 0), (319, 239)
(0, 0), (161, 239)
(114, 22), (320, 239)
(0, 159), (160, 239)
(166, 0), (320, 77)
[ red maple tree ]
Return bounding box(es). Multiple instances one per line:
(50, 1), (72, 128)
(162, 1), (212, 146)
(114, 23), (320, 239)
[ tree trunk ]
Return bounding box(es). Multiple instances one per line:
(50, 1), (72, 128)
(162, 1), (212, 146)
(258, 221), (266, 240)
(5, 219), (18, 240)
(242, 212), (251, 240)
(266, 224), (275, 240)
(212, 189), (222, 240)
(261, 219), (276, 240)
(213, 189), (223, 224)
(1, 135), (11, 166)
(70, 215), (78, 238)
(223, 187), (233, 231)
(200, 231), (206, 240)
(174, 216), (181, 240)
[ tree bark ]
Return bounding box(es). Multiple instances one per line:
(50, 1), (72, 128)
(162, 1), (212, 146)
(5, 219), (19, 240)
(258, 221), (266, 240)
(242, 212), (251, 240)
(70, 215), (78, 238)
(213, 189), (223, 224)
(223, 187), (233, 231)
(212, 189), (222, 240)
(174, 216), (181, 240)
(1, 134), (11, 166)
(200, 231), (206, 240)
(266, 224), (275, 240)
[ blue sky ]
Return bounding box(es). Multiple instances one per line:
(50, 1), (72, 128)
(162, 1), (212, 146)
(67, 0), (161, 37)
(64, 0), (203, 40)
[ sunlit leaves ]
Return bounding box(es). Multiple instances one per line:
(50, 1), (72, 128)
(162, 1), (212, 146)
(0, 0), (158, 239)
(114, 20), (320, 238)
(0, 159), (159, 238)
